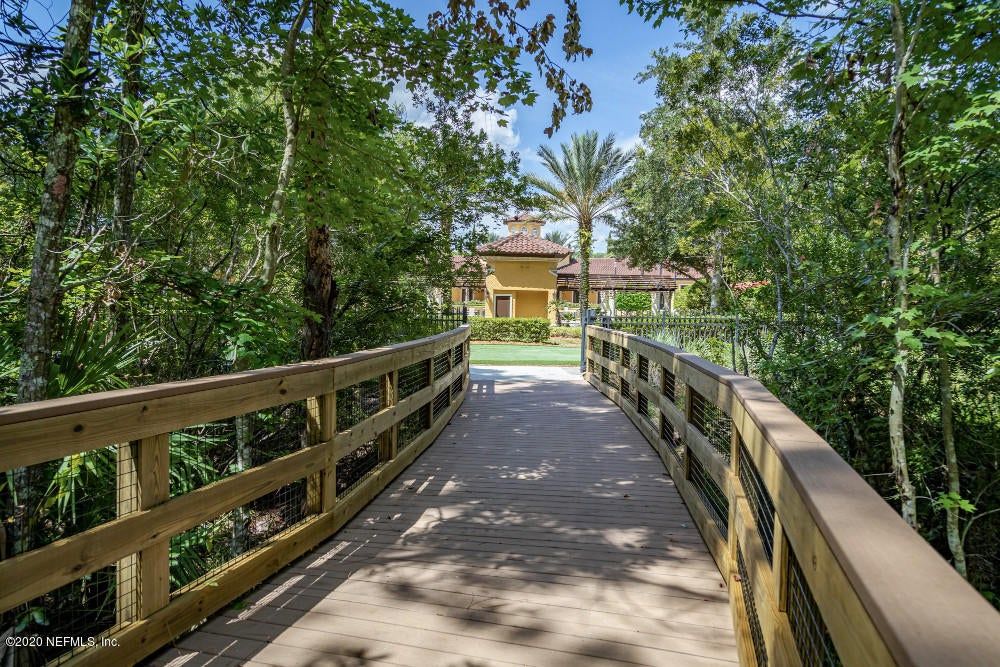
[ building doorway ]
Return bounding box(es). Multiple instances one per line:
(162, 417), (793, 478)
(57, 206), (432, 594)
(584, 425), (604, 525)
(494, 294), (512, 317)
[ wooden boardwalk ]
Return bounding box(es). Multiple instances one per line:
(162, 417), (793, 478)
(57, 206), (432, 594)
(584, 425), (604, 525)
(149, 366), (737, 667)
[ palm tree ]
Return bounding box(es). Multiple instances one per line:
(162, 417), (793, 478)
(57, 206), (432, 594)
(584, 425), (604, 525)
(528, 132), (634, 332)
(542, 229), (577, 251)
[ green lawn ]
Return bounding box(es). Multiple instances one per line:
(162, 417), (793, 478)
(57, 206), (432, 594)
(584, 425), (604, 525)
(470, 343), (581, 366)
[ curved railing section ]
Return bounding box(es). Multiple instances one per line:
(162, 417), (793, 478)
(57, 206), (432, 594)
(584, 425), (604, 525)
(0, 326), (470, 665)
(585, 326), (1000, 667)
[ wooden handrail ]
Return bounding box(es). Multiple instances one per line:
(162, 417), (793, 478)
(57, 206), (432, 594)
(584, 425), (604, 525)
(585, 326), (1000, 667)
(0, 325), (471, 666)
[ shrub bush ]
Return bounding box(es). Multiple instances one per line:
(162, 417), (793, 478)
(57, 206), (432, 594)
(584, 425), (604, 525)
(470, 317), (550, 343)
(615, 291), (652, 312)
(550, 326), (581, 338)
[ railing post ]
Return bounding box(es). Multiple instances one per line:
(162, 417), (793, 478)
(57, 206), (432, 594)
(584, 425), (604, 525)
(307, 384), (337, 514)
(682, 382), (694, 479)
(116, 433), (170, 623)
(380, 370), (398, 461)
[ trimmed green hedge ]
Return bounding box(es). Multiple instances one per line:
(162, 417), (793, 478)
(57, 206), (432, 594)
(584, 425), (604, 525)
(616, 291), (652, 312)
(470, 317), (550, 343)
(550, 326), (581, 338)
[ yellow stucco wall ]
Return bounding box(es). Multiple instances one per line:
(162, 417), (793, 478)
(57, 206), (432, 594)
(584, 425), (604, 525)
(488, 259), (559, 290)
(452, 287), (484, 302)
(513, 290), (549, 318)
(482, 258), (561, 322)
(557, 289), (599, 303)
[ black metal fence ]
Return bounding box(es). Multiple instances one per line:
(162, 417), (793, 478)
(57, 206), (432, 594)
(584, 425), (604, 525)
(592, 312), (811, 376)
(597, 313), (738, 348)
(424, 306), (468, 334)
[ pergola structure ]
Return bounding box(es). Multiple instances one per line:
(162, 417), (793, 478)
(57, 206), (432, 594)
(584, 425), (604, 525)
(554, 257), (699, 314)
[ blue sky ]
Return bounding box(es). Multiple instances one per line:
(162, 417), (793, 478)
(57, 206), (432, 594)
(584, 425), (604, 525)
(397, 1), (684, 248)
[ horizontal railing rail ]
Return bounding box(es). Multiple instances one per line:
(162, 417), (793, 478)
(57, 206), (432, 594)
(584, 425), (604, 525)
(0, 325), (471, 666)
(585, 326), (1000, 667)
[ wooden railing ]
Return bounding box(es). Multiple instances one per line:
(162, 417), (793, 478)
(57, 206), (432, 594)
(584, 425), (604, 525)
(585, 326), (1000, 667)
(0, 325), (470, 666)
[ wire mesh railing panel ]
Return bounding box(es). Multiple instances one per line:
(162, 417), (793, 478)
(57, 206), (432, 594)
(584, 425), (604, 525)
(451, 343), (464, 367)
(432, 388), (451, 418)
(171, 402), (307, 498)
(660, 414), (683, 462)
(601, 339), (610, 359)
(662, 367), (684, 408)
(4, 566), (120, 666)
(337, 441), (382, 498)
(398, 359), (430, 399)
(688, 453), (729, 536)
(739, 439), (776, 563)
(170, 478), (307, 593)
(600, 366), (620, 391)
(621, 378), (635, 406)
(637, 393), (657, 424)
(398, 404), (431, 451)
(638, 355), (649, 382)
(690, 389), (732, 462)
(336, 378), (382, 433)
(587, 358), (594, 374)
(1, 448), (117, 556)
(621, 347), (631, 370)
(647, 359), (661, 389)
(737, 542), (769, 666)
(787, 546), (842, 666)
(0, 447), (123, 664)
(432, 351), (451, 380)
(450, 375), (463, 399)
(589, 335), (601, 355)
(608, 343), (621, 364)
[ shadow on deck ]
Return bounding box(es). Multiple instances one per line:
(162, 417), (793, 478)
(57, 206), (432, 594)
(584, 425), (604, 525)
(148, 366), (736, 667)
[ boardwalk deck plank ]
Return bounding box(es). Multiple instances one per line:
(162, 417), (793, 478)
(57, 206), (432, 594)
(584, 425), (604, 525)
(147, 366), (737, 667)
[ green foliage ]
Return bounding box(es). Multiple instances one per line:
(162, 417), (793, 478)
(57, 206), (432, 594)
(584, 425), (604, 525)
(615, 291), (651, 312)
(614, 3), (1000, 600)
(470, 317), (551, 343)
(551, 326), (582, 338)
(672, 285), (709, 313)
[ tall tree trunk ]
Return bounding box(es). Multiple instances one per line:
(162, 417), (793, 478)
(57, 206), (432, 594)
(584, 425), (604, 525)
(260, 0), (310, 288)
(230, 0), (313, 551)
(578, 218), (591, 320)
(938, 336), (966, 575)
(300, 0), (336, 361)
(441, 211), (453, 309)
(932, 238), (966, 576)
(17, 0), (97, 403)
(577, 218), (591, 372)
(111, 0), (147, 246)
(12, 0), (97, 560)
(886, 0), (917, 528)
(709, 230), (723, 313)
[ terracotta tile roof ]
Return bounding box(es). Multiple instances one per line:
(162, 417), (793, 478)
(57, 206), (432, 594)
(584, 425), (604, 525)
(452, 255), (489, 287)
(555, 258), (701, 290)
(452, 255), (487, 271)
(477, 233), (571, 258)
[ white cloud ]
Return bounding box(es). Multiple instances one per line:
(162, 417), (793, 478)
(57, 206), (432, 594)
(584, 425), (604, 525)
(617, 132), (644, 154)
(389, 84), (520, 152)
(469, 97), (520, 151)
(389, 84), (434, 127)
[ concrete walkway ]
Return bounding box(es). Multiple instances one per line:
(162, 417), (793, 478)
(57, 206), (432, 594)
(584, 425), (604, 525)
(149, 366), (737, 666)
